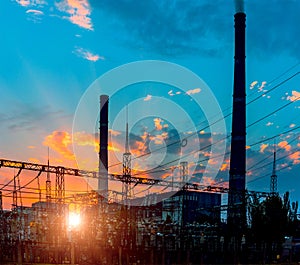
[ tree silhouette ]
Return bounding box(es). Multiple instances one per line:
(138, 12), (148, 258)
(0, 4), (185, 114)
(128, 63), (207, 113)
(247, 192), (298, 263)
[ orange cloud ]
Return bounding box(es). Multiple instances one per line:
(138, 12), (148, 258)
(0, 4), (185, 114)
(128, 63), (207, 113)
(43, 131), (75, 160)
(186, 88), (201, 95)
(201, 176), (216, 186)
(109, 129), (121, 136)
(55, 0), (93, 30)
(287, 90), (300, 102)
(289, 151), (300, 164)
(29, 157), (40, 163)
(250, 81), (258, 89)
(74, 131), (96, 147)
(220, 163), (228, 171)
(144, 95), (152, 101)
(278, 141), (291, 152)
(74, 47), (103, 61)
(208, 158), (219, 166)
(152, 134), (166, 145)
(154, 118), (163, 131)
(74, 131), (121, 153)
(16, 0), (31, 6)
(260, 143), (268, 153)
(258, 81), (267, 92)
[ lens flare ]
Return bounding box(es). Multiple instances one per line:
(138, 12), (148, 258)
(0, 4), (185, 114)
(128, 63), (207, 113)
(68, 212), (81, 228)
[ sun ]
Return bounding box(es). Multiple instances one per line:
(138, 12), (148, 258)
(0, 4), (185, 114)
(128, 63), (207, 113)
(68, 212), (81, 228)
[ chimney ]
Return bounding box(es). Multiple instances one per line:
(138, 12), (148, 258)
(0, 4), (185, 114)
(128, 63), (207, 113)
(98, 95), (109, 198)
(227, 12), (246, 230)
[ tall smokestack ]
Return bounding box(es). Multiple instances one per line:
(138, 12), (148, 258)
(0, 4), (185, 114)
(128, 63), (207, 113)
(98, 95), (109, 198)
(227, 11), (246, 231)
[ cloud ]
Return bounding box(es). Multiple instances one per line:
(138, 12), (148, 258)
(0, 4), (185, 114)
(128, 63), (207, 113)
(278, 141), (291, 152)
(258, 81), (267, 92)
(168, 90), (181, 96)
(109, 129), (121, 136)
(90, 1), (300, 59)
(25, 8), (44, 22)
(0, 103), (71, 132)
(287, 90), (300, 102)
(73, 47), (103, 61)
(73, 131), (97, 147)
(266, 122), (273, 127)
(168, 90), (175, 96)
(29, 157), (40, 163)
(74, 131), (122, 153)
(16, 0), (46, 7)
(26, 9), (43, 15)
(289, 151), (300, 165)
(91, 0), (232, 57)
(152, 134), (165, 145)
(154, 118), (163, 131)
(16, 0), (31, 6)
(43, 131), (75, 160)
(201, 176), (216, 186)
(220, 163), (228, 171)
(15, 0), (46, 23)
(259, 143), (268, 153)
(186, 88), (201, 95)
(55, 0), (93, 30)
(250, 81), (258, 90)
(144, 94), (152, 101)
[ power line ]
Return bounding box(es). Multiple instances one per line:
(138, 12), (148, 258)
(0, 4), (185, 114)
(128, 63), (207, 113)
(247, 94), (300, 128)
(247, 133), (299, 171)
(249, 148), (300, 174)
(247, 71), (299, 106)
(247, 163), (295, 185)
(108, 71), (300, 171)
(248, 125), (300, 147)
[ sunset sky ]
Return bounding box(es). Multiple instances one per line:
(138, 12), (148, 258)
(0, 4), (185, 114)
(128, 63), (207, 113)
(0, 0), (299, 209)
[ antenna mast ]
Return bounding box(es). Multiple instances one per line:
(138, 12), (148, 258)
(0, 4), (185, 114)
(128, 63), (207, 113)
(122, 106), (132, 204)
(46, 147), (51, 204)
(270, 147), (278, 195)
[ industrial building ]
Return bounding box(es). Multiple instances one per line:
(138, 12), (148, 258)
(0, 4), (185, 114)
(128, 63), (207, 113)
(0, 189), (222, 264)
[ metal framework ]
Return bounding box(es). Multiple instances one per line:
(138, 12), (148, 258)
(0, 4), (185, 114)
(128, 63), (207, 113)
(180, 161), (188, 184)
(46, 151), (51, 204)
(122, 120), (132, 203)
(0, 191), (2, 213)
(270, 151), (278, 194)
(0, 158), (272, 200)
(55, 167), (65, 203)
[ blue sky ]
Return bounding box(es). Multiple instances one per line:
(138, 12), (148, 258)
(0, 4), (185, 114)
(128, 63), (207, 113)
(0, 0), (299, 207)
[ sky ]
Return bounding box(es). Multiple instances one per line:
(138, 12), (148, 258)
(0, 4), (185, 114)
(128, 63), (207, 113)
(0, 0), (299, 210)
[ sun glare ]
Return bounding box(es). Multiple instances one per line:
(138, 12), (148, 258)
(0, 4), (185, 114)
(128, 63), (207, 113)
(68, 212), (81, 228)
